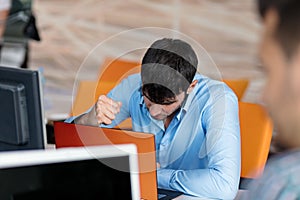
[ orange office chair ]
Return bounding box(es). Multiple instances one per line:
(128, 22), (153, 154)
(223, 79), (249, 101)
(239, 102), (273, 188)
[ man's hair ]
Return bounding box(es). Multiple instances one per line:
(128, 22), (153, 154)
(141, 38), (197, 104)
(258, 0), (300, 59)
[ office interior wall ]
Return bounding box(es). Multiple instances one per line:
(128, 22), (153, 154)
(27, 0), (262, 119)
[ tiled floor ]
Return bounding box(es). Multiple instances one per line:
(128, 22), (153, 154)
(25, 0), (264, 120)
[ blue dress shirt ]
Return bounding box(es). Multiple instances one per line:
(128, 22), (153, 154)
(66, 73), (241, 199)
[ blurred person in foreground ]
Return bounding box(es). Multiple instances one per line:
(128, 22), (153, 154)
(66, 38), (241, 199)
(241, 0), (300, 199)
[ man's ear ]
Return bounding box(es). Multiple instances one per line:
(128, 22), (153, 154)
(264, 8), (279, 36)
(187, 80), (198, 94)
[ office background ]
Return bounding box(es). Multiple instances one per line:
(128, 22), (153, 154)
(27, 0), (262, 120)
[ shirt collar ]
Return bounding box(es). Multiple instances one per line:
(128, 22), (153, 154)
(183, 73), (202, 110)
(182, 91), (193, 112)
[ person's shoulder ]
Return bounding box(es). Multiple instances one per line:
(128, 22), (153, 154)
(265, 150), (300, 172)
(113, 73), (141, 94)
(194, 74), (235, 97)
(194, 73), (226, 87)
(121, 73), (141, 87)
(126, 73), (141, 81)
(242, 150), (300, 199)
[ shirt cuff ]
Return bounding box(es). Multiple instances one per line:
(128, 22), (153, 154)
(157, 168), (175, 190)
(64, 116), (76, 123)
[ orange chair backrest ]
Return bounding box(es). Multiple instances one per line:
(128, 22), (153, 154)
(71, 80), (98, 116)
(239, 102), (273, 178)
(223, 79), (249, 101)
(54, 121), (157, 200)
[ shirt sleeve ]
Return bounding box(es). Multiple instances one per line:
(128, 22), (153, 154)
(64, 107), (93, 123)
(157, 86), (241, 200)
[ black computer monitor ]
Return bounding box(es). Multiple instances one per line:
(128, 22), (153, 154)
(0, 66), (46, 151)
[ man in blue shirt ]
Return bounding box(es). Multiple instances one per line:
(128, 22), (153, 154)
(66, 38), (240, 199)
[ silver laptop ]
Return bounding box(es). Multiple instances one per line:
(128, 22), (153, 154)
(0, 144), (140, 200)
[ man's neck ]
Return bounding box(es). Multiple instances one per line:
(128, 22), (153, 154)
(164, 116), (174, 129)
(164, 108), (180, 129)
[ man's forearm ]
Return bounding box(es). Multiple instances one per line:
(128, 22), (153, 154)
(74, 107), (99, 127)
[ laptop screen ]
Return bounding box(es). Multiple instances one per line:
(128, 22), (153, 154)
(0, 144), (140, 200)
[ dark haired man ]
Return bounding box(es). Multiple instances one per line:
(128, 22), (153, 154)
(66, 38), (240, 199)
(241, 0), (300, 199)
